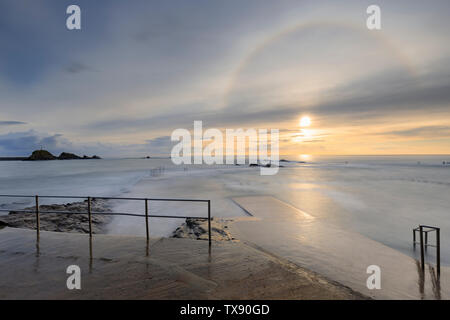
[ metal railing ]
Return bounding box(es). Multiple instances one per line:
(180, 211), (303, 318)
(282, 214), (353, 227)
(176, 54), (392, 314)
(413, 225), (440, 275)
(0, 194), (212, 246)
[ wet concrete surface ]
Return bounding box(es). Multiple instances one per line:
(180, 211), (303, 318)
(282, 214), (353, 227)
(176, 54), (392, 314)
(231, 196), (450, 300)
(0, 227), (361, 299)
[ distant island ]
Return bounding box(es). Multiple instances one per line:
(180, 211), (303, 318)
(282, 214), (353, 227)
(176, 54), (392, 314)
(23, 150), (101, 161)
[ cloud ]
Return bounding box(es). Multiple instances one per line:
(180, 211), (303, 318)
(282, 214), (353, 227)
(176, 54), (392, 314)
(2, 0), (450, 155)
(65, 62), (95, 74)
(0, 130), (175, 157)
(0, 131), (70, 156)
(141, 136), (173, 156)
(223, 65), (450, 128)
(145, 136), (171, 147)
(0, 121), (26, 126)
(379, 126), (450, 138)
(308, 71), (450, 118)
(81, 63), (450, 136)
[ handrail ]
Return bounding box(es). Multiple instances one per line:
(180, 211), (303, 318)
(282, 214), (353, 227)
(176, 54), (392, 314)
(0, 209), (208, 219)
(413, 225), (440, 276)
(0, 194), (209, 202)
(0, 194), (212, 246)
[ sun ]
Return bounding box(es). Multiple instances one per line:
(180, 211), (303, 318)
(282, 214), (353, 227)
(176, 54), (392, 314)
(300, 116), (311, 127)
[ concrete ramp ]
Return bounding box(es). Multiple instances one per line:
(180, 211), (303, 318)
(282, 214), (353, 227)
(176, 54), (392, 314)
(0, 227), (360, 299)
(231, 196), (450, 300)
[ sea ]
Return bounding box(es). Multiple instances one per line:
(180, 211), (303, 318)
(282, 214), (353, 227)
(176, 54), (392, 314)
(1, 155), (449, 265)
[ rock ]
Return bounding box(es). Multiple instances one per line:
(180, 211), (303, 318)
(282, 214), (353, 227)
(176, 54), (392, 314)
(172, 218), (234, 241)
(25, 150), (57, 161)
(58, 152), (81, 160)
(81, 154), (101, 159)
(23, 150), (101, 161)
(0, 198), (112, 234)
(249, 163), (272, 168)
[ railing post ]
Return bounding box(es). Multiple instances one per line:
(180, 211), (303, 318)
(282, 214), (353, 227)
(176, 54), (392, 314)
(35, 195), (40, 234)
(88, 197), (92, 238)
(89, 236), (93, 273)
(413, 229), (416, 248)
(436, 228), (440, 276)
(419, 226), (425, 272)
(145, 199), (149, 241)
(208, 200), (211, 247)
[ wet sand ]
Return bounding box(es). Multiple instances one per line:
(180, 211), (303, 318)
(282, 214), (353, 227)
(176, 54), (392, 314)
(231, 196), (450, 300)
(0, 227), (364, 299)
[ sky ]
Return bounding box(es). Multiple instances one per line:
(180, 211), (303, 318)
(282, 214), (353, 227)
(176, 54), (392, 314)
(1, 0), (450, 157)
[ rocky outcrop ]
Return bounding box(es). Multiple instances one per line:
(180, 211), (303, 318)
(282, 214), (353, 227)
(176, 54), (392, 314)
(172, 218), (235, 241)
(249, 163), (272, 168)
(26, 150), (57, 161)
(24, 150), (101, 161)
(0, 198), (112, 233)
(82, 155), (101, 159)
(58, 152), (82, 160)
